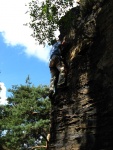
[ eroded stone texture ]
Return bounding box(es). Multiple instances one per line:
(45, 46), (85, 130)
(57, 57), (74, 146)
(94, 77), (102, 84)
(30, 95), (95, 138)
(49, 0), (113, 149)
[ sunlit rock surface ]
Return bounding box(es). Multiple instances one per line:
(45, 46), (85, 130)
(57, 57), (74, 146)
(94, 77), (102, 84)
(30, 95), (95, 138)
(49, 0), (113, 149)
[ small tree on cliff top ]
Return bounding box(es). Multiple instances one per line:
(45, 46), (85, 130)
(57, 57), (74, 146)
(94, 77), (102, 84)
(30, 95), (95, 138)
(28, 0), (74, 45)
(0, 78), (51, 150)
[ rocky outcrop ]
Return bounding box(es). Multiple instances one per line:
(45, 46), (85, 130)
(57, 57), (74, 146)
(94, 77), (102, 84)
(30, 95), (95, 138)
(49, 0), (113, 149)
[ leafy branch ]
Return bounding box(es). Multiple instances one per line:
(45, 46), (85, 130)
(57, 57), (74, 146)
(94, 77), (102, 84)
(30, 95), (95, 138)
(28, 0), (74, 45)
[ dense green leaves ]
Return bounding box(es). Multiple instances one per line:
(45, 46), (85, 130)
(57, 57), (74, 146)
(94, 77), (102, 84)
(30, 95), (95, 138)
(28, 0), (74, 45)
(0, 79), (51, 150)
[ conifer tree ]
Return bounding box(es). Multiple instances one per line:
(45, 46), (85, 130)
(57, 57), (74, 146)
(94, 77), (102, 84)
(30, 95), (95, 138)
(0, 77), (51, 150)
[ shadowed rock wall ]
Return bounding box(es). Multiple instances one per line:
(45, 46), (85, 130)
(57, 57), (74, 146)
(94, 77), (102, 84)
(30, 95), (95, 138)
(49, 0), (113, 149)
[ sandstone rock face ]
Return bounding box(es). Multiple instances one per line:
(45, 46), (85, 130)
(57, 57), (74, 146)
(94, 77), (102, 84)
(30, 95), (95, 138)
(49, 0), (113, 149)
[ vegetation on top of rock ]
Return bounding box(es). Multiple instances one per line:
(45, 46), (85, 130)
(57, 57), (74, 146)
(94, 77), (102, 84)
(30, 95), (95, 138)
(28, 0), (74, 45)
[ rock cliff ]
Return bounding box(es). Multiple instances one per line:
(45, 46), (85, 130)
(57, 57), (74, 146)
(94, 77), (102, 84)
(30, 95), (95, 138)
(49, 0), (113, 149)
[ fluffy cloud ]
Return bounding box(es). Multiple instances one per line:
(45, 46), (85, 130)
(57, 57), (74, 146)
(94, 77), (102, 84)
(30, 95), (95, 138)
(0, 0), (78, 62)
(0, 0), (50, 62)
(0, 82), (7, 105)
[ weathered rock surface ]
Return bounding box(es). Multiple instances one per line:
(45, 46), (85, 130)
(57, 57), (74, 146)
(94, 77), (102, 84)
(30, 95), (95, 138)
(49, 0), (113, 149)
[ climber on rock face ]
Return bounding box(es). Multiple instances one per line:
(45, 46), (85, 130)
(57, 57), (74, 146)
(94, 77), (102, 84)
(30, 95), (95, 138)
(49, 37), (67, 98)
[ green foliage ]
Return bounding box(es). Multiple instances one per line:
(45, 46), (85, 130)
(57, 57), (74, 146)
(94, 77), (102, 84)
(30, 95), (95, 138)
(0, 78), (51, 149)
(28, 0), (74, 45)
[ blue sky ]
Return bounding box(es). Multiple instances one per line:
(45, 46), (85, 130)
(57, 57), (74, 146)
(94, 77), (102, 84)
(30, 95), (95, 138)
(0, 33), (50, 88)
(0, 30), (51, 104)
(0, 0), (78, 104)
(0, 0), (53, 104)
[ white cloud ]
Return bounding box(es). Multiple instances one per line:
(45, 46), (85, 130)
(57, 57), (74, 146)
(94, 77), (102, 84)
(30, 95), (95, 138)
(0, 82), (7, 105)
(0, 0), (50, 62)
(0, 0), (78, 62)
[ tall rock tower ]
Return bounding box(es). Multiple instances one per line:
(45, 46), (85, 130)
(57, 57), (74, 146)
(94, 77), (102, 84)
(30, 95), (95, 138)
(49, 0), (113, 149)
